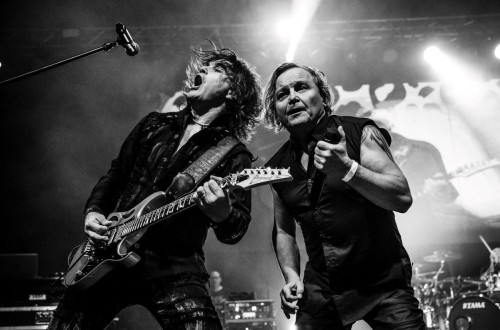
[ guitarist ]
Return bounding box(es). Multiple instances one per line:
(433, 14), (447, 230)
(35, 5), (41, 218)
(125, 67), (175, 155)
(48, 46), (263, 330)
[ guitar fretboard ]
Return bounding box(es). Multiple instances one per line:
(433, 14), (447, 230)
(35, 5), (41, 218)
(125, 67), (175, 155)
(115, 175), (235, 238)
(105, 168), (290, 243)
(120, 193), (196, 236)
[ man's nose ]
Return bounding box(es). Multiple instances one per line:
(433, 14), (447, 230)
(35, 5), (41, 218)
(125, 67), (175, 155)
(288, 90), (299, 104)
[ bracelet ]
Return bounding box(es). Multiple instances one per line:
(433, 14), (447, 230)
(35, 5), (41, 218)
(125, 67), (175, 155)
(342, 161), (359, 182)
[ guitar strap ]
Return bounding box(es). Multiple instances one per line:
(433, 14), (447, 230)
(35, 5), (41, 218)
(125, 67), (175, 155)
(182, 135), (242, 187)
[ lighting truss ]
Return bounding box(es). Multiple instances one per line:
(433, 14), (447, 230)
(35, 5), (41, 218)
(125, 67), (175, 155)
(1, 14), (499, 55)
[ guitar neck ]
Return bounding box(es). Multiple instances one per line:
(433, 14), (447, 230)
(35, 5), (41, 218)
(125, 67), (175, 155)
(118, 192), (197, 238)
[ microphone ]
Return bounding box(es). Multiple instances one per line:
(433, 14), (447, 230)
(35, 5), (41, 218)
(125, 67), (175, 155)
(309, 126), (341, 208)
(116, 23), (140, 56)
(322, 126), (342, 145)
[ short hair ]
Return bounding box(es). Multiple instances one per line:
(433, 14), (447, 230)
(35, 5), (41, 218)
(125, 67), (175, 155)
(263, 62), (337, 132)
(184, 46), (263, 141)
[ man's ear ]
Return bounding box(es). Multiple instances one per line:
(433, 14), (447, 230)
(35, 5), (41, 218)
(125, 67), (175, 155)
(226, 90), (237, 101)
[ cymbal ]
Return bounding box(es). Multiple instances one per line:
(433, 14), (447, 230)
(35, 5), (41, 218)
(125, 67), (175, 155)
(423, 250), (462, 263)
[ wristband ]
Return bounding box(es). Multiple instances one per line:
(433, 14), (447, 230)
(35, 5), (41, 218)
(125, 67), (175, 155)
(342, 161), (358, 182)
(210, 208), (236, 229)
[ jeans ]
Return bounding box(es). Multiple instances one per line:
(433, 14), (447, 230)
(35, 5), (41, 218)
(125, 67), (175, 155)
(296, 288), (426, 330)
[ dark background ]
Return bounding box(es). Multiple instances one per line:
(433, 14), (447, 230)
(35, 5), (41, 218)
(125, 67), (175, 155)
(2, 1), (500, 329)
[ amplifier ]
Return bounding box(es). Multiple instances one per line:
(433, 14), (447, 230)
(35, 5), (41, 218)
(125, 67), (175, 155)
(0, 277), (65, 307)
(0, 305), (56, 329)
(224, 299), (275, 329)
(225, 321), (275, 330)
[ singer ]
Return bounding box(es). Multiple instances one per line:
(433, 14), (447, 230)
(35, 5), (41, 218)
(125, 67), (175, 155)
(47, 45), (263, 330)
(263, 63), (425, 329)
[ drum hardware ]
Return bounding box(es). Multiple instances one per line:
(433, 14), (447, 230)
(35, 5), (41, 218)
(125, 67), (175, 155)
(422, 305), (436, 329)
(412, 272), (443, 286)
(414, 240), (500, 329)
(439, 276), (485, 294)
(413, 263), (424, 274)
(461, 278), (484, 286)
(414, 277), (450, 328)
(414, 251), (463, 329)
(418, 271), (443, 277)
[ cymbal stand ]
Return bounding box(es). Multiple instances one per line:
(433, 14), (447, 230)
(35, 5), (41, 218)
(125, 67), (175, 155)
(431, 260), (457, 301)
(432, 260), (446, 290)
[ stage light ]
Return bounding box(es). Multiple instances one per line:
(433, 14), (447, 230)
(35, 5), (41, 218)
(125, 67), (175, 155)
(494, 44), (500, 60)
(423, 46), (443, 64)
(276, 19), (296, 39)
(424, 45), (482, 82)
(423, 44), (484, 106)
(281, 0), (322, 62)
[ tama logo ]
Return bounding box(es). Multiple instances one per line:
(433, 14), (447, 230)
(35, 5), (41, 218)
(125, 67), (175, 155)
(463, 301), (486, 309)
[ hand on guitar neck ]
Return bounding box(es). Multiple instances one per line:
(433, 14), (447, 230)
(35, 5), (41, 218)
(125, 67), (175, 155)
(193, 176), (234, 223)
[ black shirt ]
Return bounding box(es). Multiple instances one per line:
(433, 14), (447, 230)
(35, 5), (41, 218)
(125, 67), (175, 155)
(266, 115), (412, 324)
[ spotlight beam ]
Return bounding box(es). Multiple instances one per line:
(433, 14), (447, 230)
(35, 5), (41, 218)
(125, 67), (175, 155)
(284, 0), (322, 62)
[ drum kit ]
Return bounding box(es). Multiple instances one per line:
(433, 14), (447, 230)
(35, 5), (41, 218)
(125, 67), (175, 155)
(413, 249), (500, 330)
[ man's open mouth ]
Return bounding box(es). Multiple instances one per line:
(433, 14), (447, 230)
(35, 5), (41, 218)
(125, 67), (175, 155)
(194, 74), (203, 87)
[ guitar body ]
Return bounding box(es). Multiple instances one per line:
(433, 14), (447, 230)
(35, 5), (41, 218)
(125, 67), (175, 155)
(63, 191), (168, 290)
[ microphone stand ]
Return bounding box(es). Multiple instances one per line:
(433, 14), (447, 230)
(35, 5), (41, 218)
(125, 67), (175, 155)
(0, 40), (120, 86)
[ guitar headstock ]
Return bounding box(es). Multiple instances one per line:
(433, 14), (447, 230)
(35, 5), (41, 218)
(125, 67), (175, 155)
(221, 168), (292, 190)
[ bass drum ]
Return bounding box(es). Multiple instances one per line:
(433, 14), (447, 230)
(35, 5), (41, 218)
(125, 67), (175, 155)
(448, 295), (500, 330)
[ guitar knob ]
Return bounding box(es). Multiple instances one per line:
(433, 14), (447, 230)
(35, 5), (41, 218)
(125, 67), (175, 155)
(76, 270), (83, 276)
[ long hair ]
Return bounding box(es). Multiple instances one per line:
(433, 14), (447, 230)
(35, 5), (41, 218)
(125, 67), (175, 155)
(184, 46), (263, 141)
(263, 62), (337, 132)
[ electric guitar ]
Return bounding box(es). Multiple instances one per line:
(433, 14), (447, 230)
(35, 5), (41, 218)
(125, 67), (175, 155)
(63, 168), (292, 291)
(414, 158), (500, 198)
